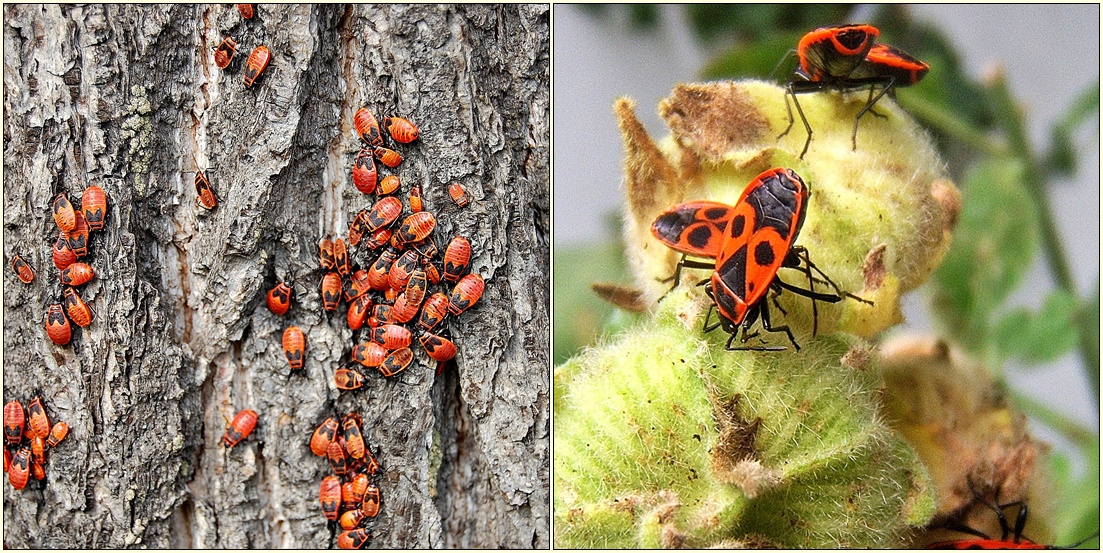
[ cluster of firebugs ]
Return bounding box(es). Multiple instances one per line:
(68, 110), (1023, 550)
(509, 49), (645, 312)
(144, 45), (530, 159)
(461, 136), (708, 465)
(204, 6), (483, 547)
(4, 399), (69, 490)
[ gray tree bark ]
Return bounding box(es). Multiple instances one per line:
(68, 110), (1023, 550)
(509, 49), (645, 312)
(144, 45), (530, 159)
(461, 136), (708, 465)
(3, 4), (549, 548)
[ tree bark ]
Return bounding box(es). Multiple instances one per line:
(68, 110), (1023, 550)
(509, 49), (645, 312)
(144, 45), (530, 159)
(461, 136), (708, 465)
(3, 4), (549, 548)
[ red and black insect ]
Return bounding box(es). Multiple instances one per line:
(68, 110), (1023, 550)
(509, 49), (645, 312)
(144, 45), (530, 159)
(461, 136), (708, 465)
(419, 330), (457, 364)
(361, 483), (381, 517)
(26, 398), (50, 440)
(67, 210), (90, 257)
(213, 36), (239, 69)
(423, 258), (442, 285)
(352, 341), (387, 368)
(448, 182), (469, 208)
(52, 193), (77, 233)
(393, 212), (436, 248)
(53, 233), (76, 271)
(63, 286), (94, 327)
(369, 324), (412, 350)
(60, 261), (95, 286)
(377, 347), (414, 377)
(282, 326), (306, 371)
(320, 237), (336, 270)
(335, 367), (367, 391)
(390, 293), (418, 324)
(377, 175), (401, 196)
(929, 478), (1099, 549)
(339, 508), (367, 531)
(345, 269), (372, 303)
(366, 248), (398, 291)
(442, 236), (471, 282)
(408, 185), (423, 213)
(365, 196), (403, 233)
(4, 401), (24, 445)
(310, 417), (339, 456)
(333, 238), (350, 276)
(383, 116), (419, 144)
(387, 249), (421, 291)
(354, 107), (384, 147)
(352, 148), (378, 195)
(417, 292), (450, 332)
(364, 228), (393, 251)
(237, 3), (253, 19)
(45, 303), (72, 345)
(651, 167), (869, 351)
(337, 528), (373, 549)
(30, 436), (45, 466)
(346, 293), (373, 330)
(9, 447), (30, 490)
(348, 211), (370, 247)
(321, 271), (342, 311)
(367, 304), (395, 328)
(195, 171), (218, 210)
(222, 409), (258, 448)
(779, 24), (929, 158)
(10, 254), (35, 284)
(319, 474), (342, 521)
(448, 273), (485, 316)
(342, 472), (370, 510)
(404, 268), (428, 310)
(47, 421), (69, 448)
(243, 45), (272, 87)
(81, 185), (107, 231)
(4, 448), (10, 473)
(373, 147), (402, 168)
(267, 281), (294, 316)
(327, 440), (348, 475)
(342, 416), (366, 460)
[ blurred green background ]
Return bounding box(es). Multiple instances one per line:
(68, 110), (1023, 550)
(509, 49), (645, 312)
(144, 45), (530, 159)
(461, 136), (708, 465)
(553, 4), (1098, 546)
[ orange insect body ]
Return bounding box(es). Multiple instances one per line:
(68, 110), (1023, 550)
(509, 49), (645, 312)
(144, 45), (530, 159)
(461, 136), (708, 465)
(373, 146), (402, 168)
(266, 282), (293, 316)
(47, 422), (69, 448)
(30, 436), (45, 466)
(195, 171), (217, 210)
(27, 398), (50, 440)
(378, 347), (414, 377)
(345, 269), (372, 302)
(81, 185), (107, 231)
(342, 417), (366, 460)
(443, 236), (472, 282)
(361, 445), (380, 475)
(11, 254), (35, 284)
(67, 210), (90, 257)
(364, 228), (393, 250)
(237, 3), (253, 19)
(53, 233), (76, 270)
(52, 193), (77, 232)
(282, 326), (306, 371)
(338, 508), (365, 531)
(9, 447), (30, 490)
(347, 293), (373, 330)
(319, 237), (335, 270)
(333, 238), (350, 276)
(448, 273), (485, 315)
(408, 185), (423, 212)
(310, 417), (339, 456)
(45, 304), (72, 345)
(367, 249), (397, 291)
(63, 286), (94, 327)
(417, 292), (450, 332)
(4, 402), (24, 444)
(352, 149), (377, 194)
(243, 45), (271, 87)
(60, 261), (95, 286)
(366, 196), (403, 233)
(353, 107), (383, 147)
(423, 259), (442, 285)
(223, 409), (258, 447)
(348, 210), (370, 247)
(334, 367), (366, 390)
(393, 212), (436, 247)
(31, 459), (45, 481)
(387, 249), (420, 291)
(352, 341), (388, 367)
(383, 116), (419, 143)
(337, 528), (373, 549)
(361, 483), (381, 517)
(370, 324), (412, 350)
(448, 182), (469, 208)
(327, 440), (348, 475)
(321, 271), (342, 311)
(213, 36), (238, 69)
(391, 293), (418, 324)
(419, 331), (457, 363)
(367, 304), (395, 328)
(319, 474), (342, 521)
(344, 473), (370, 510)
(377, 174), (400, 196)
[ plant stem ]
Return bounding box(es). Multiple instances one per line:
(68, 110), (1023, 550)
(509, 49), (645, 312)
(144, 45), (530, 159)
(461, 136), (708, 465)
(986, 71), (1100, 399)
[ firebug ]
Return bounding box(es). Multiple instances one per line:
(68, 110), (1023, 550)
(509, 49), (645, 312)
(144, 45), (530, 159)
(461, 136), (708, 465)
(377, 347), (414, 377)
(373, 147), (402, 168)
(342, 472), (369, 509)
(10, 254), (35, 284)
(4, 401), (24, 444)
(417, 292), (450, 332)
(447, 273), (485, 315)
(27, 398), (50, 440)
(319, 474), (342, 521)
(237, 3), (253, 19)
(52, 193), (77, 233)
(362, 483), (381, 517)
(9, 447), (30, 490)
(365, 196), (403, 233)
(342, 416), (366, 460)
(282, 326), (306, 371)
(60, 261), (95, 286)
(353, 107), (383, 147)
(47, 421), (69, 448)
(393, 212), (436, 248)
(319, 237), (336, 270)
(352, 341), (388, 368)
(222, 409), (258, 448)
(63, 286), (94, 327)
(337, 528), (373, 549)
(347, 293), (373, 330)
(321, 271), (342, 311)
(334, 367), (367, 391)
(364, 228), (393, 250)
(67, 210), (90, 257)
(383, 116), (419, 143)
(243, 45), (271, 87)
(310, 417), (339, 456)
(213, 36), (238, 69)
(339, 508), (366, 531)
(448, 182), (469, 208)
(267, 281), (294, 316)
(366, 248), (397, 291)
(53, 232), (76, 270)
(419, 331), (457, 363)
(369, 324), (412, 350)
(195, 171), (218, 210)
(368, 304), (395, 327)
(352, 148), (378, 194)
(390, 293), (418, 324)
(30, 436), (45, 466)
(408, 185), (423, 213)
(81, 185), (107, 231)
(387, 249), (420, 291)
(327, 440), (348, 475)
(442, 236), (472, 282)
(333, 237), (350, 276)
(377, 174), (400, 196)
(45, 303), (72, 345)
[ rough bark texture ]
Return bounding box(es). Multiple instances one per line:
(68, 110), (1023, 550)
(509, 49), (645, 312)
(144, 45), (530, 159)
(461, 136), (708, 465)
(3, 4), (549, 548)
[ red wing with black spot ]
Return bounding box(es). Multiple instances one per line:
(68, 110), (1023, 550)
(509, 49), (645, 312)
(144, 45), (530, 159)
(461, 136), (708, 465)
(650, 201), (734, 258)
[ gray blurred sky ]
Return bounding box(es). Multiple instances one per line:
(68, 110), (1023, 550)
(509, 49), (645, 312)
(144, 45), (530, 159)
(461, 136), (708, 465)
(553, 5), (1099, 454)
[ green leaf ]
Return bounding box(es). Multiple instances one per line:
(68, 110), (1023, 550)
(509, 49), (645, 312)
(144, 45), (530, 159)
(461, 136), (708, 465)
(1045, 81), (1100, 175)
(994, 290), (1080, 365)
(1077, 282), (1100, 406)
(553, 241), (635, 365)
(931, 159), (1039, 352)
(1049, 442), (1100, 547)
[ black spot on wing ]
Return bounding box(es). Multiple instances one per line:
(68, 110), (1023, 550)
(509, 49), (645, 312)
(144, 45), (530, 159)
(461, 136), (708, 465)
(754, 241), (776, 267)
(716, 243), (748, 300)
(686, 224), (715, 250)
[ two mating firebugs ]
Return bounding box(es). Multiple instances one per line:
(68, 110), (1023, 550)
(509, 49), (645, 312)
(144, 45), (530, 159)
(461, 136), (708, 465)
(651, 167), (868, 351)
(779, 23), (930, 158)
